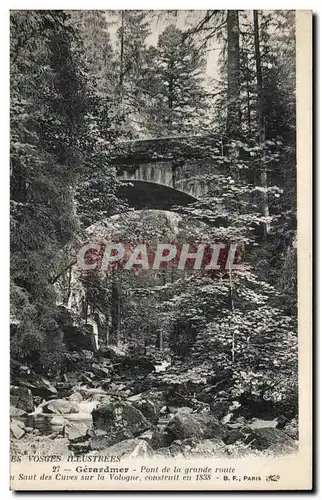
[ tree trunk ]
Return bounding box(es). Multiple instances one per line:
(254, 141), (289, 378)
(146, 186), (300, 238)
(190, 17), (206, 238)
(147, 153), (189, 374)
(110, 270), (120, 345)
(119, 11), (124, 99)
(253, 10), (270, 239)
(227, 10), (241, 139)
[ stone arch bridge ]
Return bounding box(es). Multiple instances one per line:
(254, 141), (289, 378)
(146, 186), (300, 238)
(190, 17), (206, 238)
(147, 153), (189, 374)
(112, 135), (227, 210)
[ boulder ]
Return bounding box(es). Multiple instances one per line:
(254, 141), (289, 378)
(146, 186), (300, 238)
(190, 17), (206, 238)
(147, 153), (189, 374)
(62, 325), (96, 352)
(137, 430), (154, 444)
(10, 419), (25, 439)
(223, 428), (246, 445)
(246, 427), (298, 453)
(90, 429), (134, 451)
(183, 438), (226, 458)
(96, 438), (153, 458)
(99, 345), (127, 361)
(249, 418), (278, 430)
(69, 442), (91, 455)
(128, 390), (167, 413)
(64, 421), (89, 442)
(283, 418), (299, 440)
(127, 393), (144, 403)
(92, 401), (151, 436)
(10, 436), (72, 457)
(10, 386), (34, 413)
(121, 356), (155, 373)
(79, 372), (95, 384)
(13, 375), (57, 399)
(209, 400), (230, 420)
(91, 363), (110, 378)
(165, 409), (224, 444)
(133, 399), (159, 424)
(150, 429), (171, 449)
(44, 399), (79, 415)
(10, 405), (27, 418)
(68, 392), (83, 403)
(50, 416), (66, 431)
(166, 410), (202, 441)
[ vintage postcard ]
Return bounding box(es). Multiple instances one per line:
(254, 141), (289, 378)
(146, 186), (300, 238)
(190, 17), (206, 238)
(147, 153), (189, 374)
(10, 9), (312, 490)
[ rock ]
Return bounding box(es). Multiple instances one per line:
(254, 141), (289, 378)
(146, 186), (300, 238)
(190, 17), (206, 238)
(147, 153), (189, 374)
(44, 399), (79, 415)
(115, 383), (127, 392)
(64, 421), (89, 442)
(121, 356), (155, 373)
(13, 375), (58, 399)
(11, 436), (72, 456)
(68, 392), (83, 403)
(99, 345), (127, 361)
(155, 447), (172, 457)
(81, 372), (96, 382)
(10, 419), (25, 439)
(92, 401), (151, 436)
(166, 410), (202, 441)
(82, 350), (94, 361)
(210, 400), (230, 420)
(165, 409), (224, 444)
(25, 427), (33, 433)
(154, 438), (224, 459)
(96, 438), (153, 458)
(226, 422), (243, 430)
(55, 382), (72, 392)
(33, 396), (42, 407)
(91, 363), (110, 378)
(50, 416), (66, 431)
(133, 399), (159, 424)
(89, 393), (107, 403)
(90, 429), (134, 451)
(168, 406), (192, 414)
(46, 319), (60, 332)
(63, 324), (96, 352)
(249, 418), (278, 430)
(10, 405), (27, 418)
(150, 429), (171, 449)
(223, 429), (246, 445)
(47, 431), (61, 439)
(246, 427), (298, 453)
(69, 442), (90, 455)
(127, 393), (144, 402)
(200, 413), (226, 439)
(137, 430), (154, 443)
(283, 418), (299, 439)
(235, 416), (247, 424)
(184, 438), (226, 458)
(144, 390), (168, 412)
(10, 386), (34, 413)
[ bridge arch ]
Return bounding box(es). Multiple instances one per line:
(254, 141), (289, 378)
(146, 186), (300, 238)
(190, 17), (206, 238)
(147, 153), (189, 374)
(117, 179), (198, 210)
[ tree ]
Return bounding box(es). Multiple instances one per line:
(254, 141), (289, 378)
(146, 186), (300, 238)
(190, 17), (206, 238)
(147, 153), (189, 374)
(67, 11), (127, 227)
(115, 10), (151, 136)
(10, 10), (90, 360)
(227, 10), (241, 138)
(140, 25), (208, 136)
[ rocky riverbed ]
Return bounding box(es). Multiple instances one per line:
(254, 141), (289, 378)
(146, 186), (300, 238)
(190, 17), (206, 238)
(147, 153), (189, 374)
(10, 347), (299, 459)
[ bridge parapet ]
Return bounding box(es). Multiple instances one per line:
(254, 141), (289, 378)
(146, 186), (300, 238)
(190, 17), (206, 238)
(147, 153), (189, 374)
(112, 135), (224, 167)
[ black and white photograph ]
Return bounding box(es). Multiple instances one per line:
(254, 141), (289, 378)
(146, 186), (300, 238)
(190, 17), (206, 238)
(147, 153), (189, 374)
(9, 8), (312, 491)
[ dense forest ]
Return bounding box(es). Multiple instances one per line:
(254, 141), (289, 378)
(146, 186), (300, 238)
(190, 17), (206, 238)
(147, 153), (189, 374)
(10, 10), (298, 459)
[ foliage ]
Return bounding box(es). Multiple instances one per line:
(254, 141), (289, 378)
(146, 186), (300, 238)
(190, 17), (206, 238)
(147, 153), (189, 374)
(10, 10), (298, 421)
